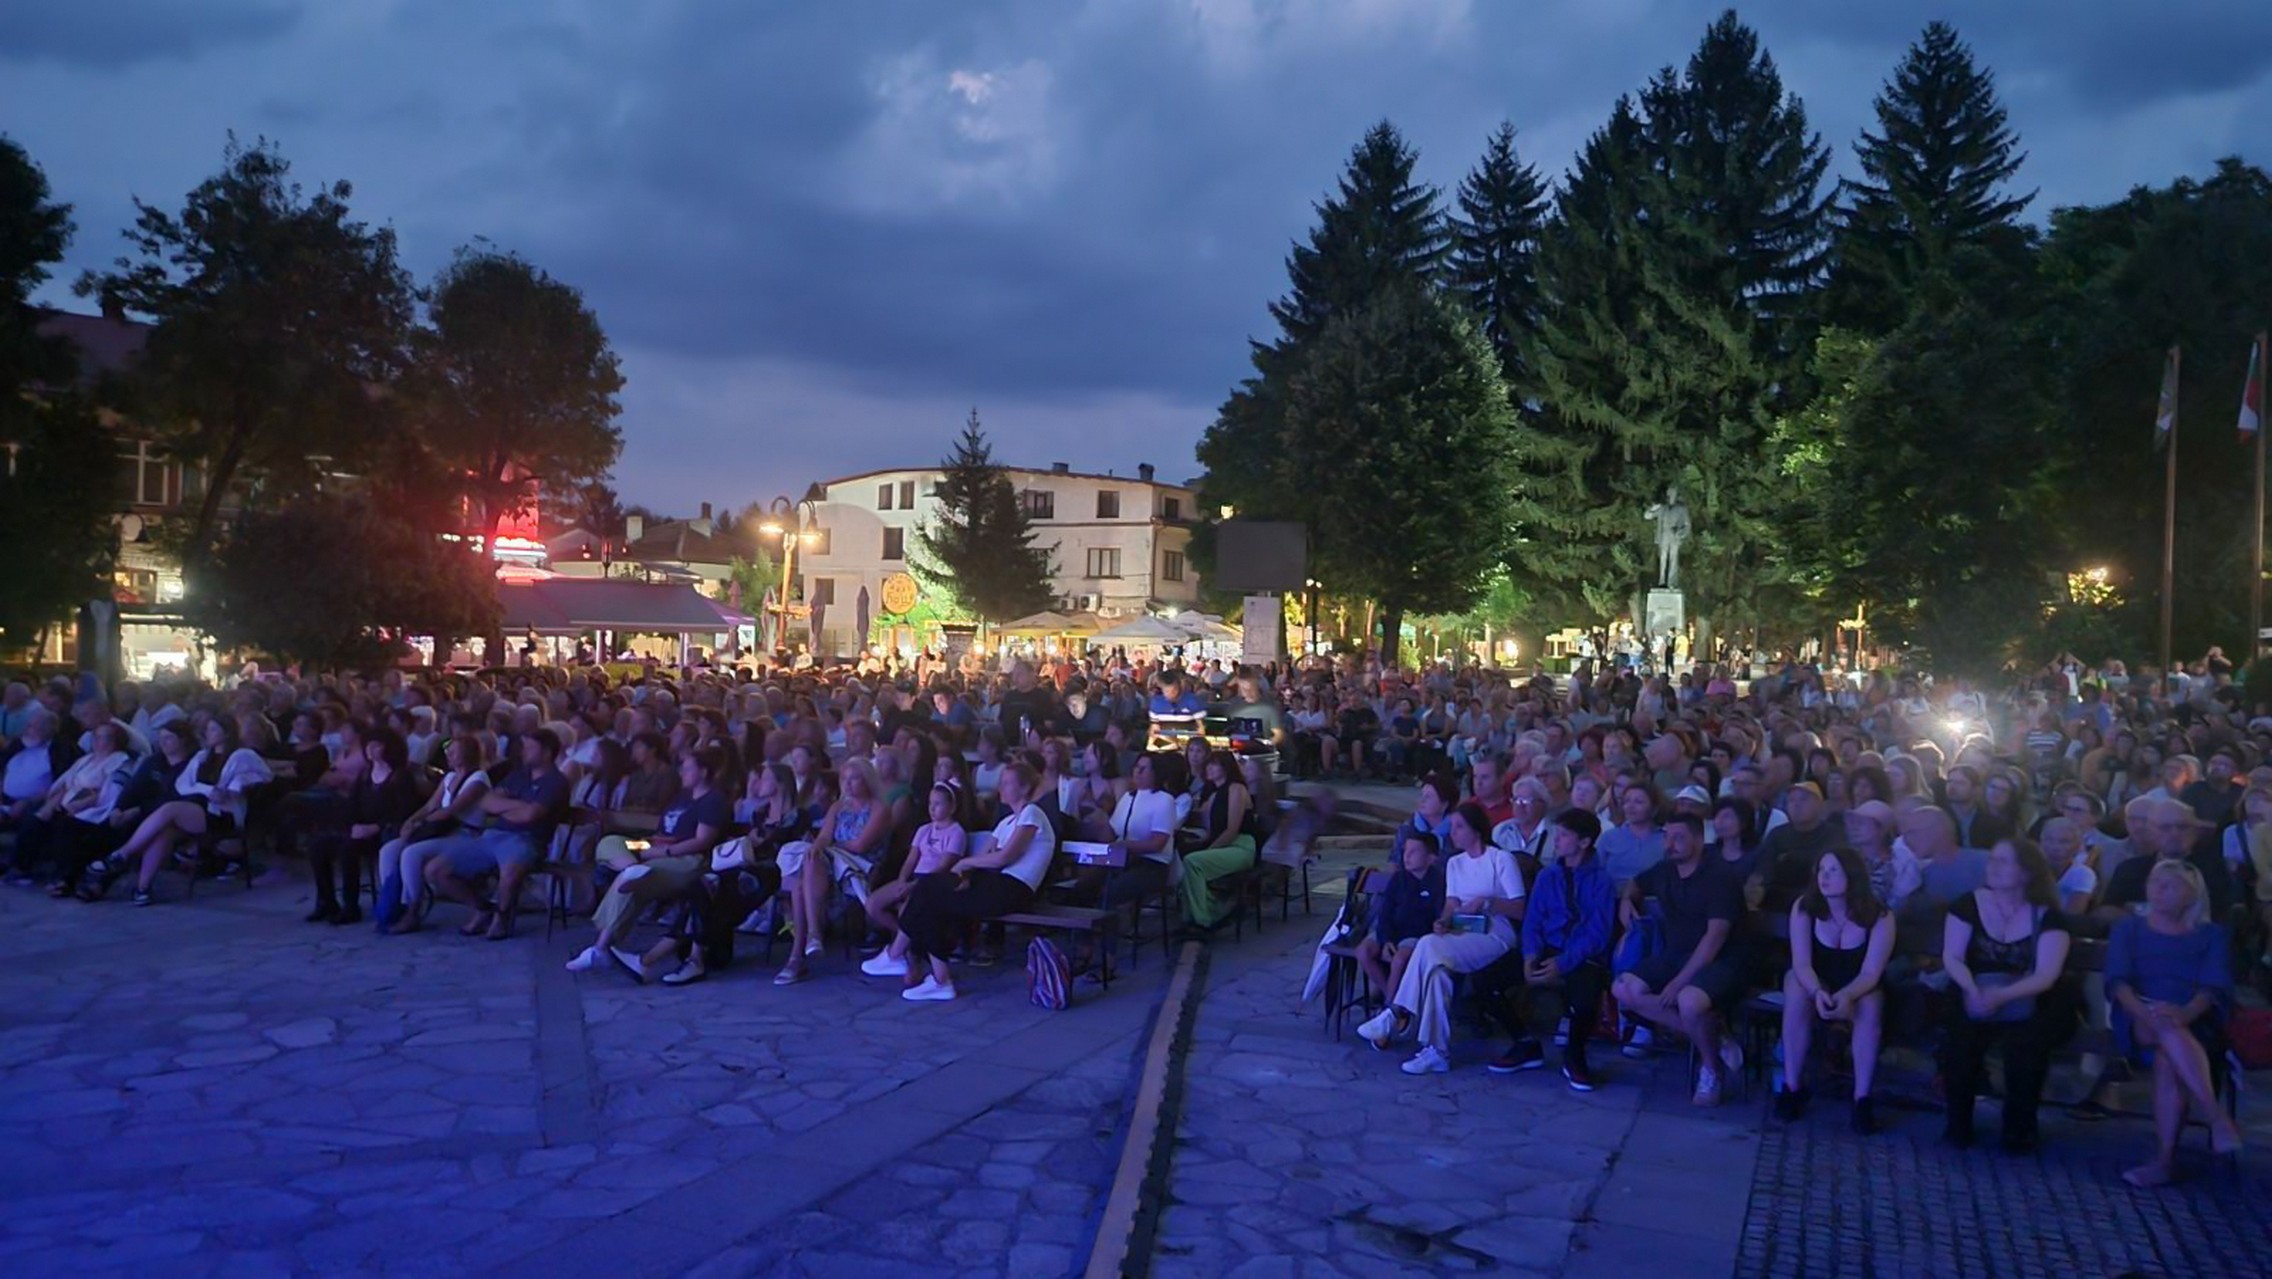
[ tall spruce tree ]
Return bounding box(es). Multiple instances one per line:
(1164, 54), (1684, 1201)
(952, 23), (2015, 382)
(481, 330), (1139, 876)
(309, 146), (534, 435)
(1199, 120), (1452, 634)
(1830, 21), (2034, 332)
(1514, 12), (1824, 637)
(911, 411), (1055, 625)
(1447, 122), (1550, 389)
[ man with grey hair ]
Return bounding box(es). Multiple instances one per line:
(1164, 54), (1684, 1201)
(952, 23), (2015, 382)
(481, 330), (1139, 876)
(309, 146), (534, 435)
(2036, 817), (2097, 913)
(1, 707), (68, 826)
(0, 681), (33, 743)
(2098, 796), (2235, 921)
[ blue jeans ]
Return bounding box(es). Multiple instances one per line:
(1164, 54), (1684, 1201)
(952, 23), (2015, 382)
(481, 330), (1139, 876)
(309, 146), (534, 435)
(423, 827), (543, 877)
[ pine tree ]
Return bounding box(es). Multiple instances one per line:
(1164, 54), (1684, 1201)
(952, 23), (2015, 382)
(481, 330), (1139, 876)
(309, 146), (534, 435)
(911, 410), (1055, 626)
(1447, 122), (1550, 390)
(1831, 21), (2034, 331)
(1264, 120), (1447, 352)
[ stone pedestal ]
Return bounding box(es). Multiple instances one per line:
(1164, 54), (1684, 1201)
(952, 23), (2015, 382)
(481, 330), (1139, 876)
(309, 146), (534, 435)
(1644, 588), (1686, 637)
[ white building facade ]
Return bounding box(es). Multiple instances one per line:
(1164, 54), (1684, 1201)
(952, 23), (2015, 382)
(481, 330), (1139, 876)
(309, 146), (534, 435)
(796, 462), (1200, 651)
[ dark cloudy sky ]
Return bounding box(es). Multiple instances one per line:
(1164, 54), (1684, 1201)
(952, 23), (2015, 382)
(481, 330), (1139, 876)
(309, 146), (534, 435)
(5, 2), (2267, 511)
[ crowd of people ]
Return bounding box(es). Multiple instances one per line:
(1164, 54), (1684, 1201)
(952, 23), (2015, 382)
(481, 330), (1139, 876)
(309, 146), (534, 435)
(1301, 649), (2262, 1189)
(1, 642), (2265, 1187)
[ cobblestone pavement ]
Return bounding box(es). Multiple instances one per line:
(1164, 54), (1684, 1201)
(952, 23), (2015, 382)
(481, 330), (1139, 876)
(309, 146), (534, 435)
(0, 875), (1167, 1278)
(1152, 855), (1758, 1279)
(1740, 1090), (2272, 1279)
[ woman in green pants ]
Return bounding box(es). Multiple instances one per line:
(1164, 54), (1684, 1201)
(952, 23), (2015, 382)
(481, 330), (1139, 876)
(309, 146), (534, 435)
(1181, 749), (1259, 930)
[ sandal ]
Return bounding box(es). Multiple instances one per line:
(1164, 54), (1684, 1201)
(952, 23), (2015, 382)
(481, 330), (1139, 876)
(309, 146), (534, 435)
(486, 911), (516, 941)
(459, 908), (496, 937)
(773, 960), (808, 986)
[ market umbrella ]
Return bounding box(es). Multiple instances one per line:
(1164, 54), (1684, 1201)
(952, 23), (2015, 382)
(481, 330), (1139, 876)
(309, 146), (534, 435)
(999, 610), (1076, 636)
(808, 599), (826, 654)
(1090, 615), (1199, 645)
(855, 586), (872, 652)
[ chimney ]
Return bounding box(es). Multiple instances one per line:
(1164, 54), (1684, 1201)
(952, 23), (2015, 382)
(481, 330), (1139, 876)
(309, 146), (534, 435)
(1051, 461), (1070, 474)
(1138, 463), (1155, 483)
(625, 514), (644, 543)
(696, 501), (713, 534)
(100, 293), (126, 323)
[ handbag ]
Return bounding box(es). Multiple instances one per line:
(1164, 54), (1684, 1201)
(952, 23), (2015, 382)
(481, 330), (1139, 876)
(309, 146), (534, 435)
(709, 836), (750, 874)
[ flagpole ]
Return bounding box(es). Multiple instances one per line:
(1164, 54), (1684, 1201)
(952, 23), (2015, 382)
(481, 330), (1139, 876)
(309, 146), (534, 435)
(2161, 346), (2180, 679)
(2254, 332), (2268, 661)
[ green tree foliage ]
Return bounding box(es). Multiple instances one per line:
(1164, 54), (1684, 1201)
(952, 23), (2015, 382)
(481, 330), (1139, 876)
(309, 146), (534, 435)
(0, 403), (116, 652)
(75, 136), (416, 567)
(1446, 122), (1550, 389)
(1831, 21), (2035, 332)
(911, 411), (1055, 625)
(2037, 159), (2272, 659)
(0, 135), (74, 395)
(0, 136), (114, 654)
(1278, 286), (1520, 665)
(187, 493), (500, 669)
(412, 247), (624, 548)
(1265, 121), (1447, 352)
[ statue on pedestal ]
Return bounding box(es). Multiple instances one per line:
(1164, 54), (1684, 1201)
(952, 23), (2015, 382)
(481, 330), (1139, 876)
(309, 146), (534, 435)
(1645, 488), (1691, 591)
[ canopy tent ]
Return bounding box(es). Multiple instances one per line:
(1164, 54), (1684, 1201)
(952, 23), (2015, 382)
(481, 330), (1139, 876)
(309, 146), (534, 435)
(1091, 615), (1197, 645)
(499, 579), (738, 636)
(1169, 611), (1242, 644)
(998, 610), (1079, 636)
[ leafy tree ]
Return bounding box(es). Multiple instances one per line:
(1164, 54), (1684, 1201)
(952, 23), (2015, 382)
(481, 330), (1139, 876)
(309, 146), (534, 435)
(0, 404), (116, 653)
(0, 135), (113, 654)
(1446, 122), (1549, 388)
(187, 493), (500, 669)
(1278, 286), (1519, 665)
(2037, 158), (2272, 658)
(0, 135), (74, 396)
(1830, 21), (2035, 332)
(911, 411), (1055, 625)
(75, 135), (416, 567)
(412, 247), (624, 551)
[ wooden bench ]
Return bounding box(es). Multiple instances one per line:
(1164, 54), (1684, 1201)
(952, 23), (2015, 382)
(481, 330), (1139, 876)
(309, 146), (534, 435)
(1001, 841), (1128, 989)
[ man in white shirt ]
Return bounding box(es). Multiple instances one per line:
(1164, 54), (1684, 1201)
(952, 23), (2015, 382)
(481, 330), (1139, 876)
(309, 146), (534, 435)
(2, 709), (65, 825)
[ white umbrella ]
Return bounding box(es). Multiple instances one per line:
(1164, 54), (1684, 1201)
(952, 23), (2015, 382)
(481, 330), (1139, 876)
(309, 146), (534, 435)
(1091, 615), (1198, 645)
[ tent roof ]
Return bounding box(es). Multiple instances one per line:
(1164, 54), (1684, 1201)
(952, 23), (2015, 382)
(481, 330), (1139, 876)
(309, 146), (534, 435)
(1090, 615), (1195, 644)
(499, 579), (736, 636)
(999, 610), (1077, 636)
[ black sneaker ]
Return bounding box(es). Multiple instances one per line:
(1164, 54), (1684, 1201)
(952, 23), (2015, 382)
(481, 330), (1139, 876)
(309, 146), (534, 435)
(1850, 1095), (1877, 1136)
(1487, 1040), (1546, 1074)
(1773, 1086), (1810, 1123)
(1562, 1054), (1598, 1093)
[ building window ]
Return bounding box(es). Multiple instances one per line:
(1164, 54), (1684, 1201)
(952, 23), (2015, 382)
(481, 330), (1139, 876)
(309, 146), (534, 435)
(808, 527), (832, 556)
(1085, 547), (1121, 579)
(1096, 490), (1121, 519)
(1021, 489), (1055, 520)
(1162, 496), (1182, 521)
(115, 441), (174, 508)
(898, 480), (916, 508)
(882, 527), (905, 561)
(810, 577), (836, 606)
(1162, 551), (1185, 582)
(877, 483), (894, 510)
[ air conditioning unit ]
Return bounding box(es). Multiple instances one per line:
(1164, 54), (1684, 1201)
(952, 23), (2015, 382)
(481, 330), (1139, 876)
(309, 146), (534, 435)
(1075, 594), (1099, 611)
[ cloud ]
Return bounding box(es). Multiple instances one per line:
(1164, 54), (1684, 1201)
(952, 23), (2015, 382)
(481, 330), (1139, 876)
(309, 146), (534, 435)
(839, 51), (1061, 211)
(0, 0), (300, 69)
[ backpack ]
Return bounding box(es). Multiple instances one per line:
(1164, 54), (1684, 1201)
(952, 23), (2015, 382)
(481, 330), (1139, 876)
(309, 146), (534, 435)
(2231, 1007), (2272, 1070)
(1027, 936), (1072, 1011)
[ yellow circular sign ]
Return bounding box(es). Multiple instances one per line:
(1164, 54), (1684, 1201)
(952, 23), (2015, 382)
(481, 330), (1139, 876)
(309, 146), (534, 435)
(881, 572), (919, 615)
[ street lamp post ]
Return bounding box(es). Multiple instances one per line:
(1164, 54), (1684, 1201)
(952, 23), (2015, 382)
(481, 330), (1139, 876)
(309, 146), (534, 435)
(756, 486), (824, 656)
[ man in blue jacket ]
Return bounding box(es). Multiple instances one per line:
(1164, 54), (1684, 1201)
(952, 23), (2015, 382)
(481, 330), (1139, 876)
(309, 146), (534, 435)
(1486, 808), (1617, 1090)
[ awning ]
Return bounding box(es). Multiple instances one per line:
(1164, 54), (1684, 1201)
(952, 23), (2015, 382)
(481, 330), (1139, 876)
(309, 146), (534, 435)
(708, 599), (757, 627)
(499, 579), (737, 636)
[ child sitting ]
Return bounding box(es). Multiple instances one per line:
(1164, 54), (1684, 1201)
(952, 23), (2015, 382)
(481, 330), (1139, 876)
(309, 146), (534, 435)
(861, 784), (969, 977)
(1358, 831), (1446, 1013)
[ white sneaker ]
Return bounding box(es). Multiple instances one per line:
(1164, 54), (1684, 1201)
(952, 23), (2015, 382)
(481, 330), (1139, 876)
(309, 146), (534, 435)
(860, 952), (909, 978)
(1357, 1009), (1398, 1050)
(1621, 1023), (1655, 1060)
(1718, 1036), (1745, 1079)
(901, 977), (956, 1003)
(564, 946), (602, 973)
(608, 947), (649, 984)
(1693, 1065), (1723, 1107)
(1401, 1045), (1450, 1075)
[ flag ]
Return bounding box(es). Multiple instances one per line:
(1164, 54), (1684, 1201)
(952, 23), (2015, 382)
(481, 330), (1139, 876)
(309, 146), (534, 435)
(2242, 334), (2265, 441)
(2155, 345), (2180, 450)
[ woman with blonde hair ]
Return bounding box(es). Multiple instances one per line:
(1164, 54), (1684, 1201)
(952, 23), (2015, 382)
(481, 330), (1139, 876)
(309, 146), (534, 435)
(2110, 859), (2243, 1186)
(774, 756), (892, 983)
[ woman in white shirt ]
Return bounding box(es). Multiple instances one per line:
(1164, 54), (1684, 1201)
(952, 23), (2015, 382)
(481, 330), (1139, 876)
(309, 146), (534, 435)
(111, 716), (273, 907)
(893, 762), (1056, 1003)
(1359, 801), (1528, 1075)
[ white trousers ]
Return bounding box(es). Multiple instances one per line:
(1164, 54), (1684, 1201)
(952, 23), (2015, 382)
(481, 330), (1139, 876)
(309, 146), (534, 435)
(1390, 931), (1512, 1054)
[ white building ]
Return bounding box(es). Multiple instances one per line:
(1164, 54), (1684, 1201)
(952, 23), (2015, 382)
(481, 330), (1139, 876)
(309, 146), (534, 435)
(796, 461), (1200, 652)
